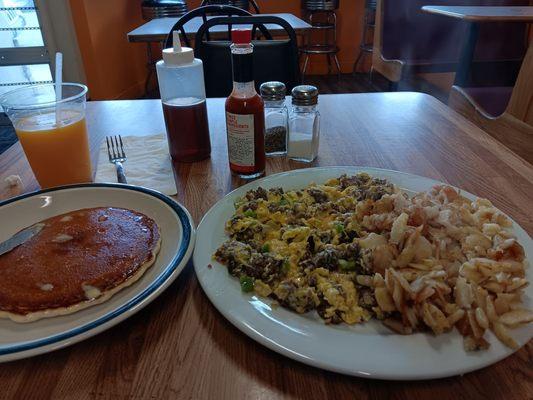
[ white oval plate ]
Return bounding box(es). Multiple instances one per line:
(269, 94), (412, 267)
(194, 167), (532, 380)
(0, 184), (195, 363)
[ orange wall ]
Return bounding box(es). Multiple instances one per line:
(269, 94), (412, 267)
(70, 0), (366, 100)
(69, 0), (148, 100)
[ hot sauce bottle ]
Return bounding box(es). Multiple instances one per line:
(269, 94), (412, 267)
(225, 29), (266, 179)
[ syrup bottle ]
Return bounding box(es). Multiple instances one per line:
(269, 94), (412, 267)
(156, 31), (211, 162)
(225, 29), (265, 179)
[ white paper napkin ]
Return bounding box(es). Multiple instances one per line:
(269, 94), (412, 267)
(95, 134), (177, 196)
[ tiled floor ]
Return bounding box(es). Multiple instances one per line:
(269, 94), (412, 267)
(143, 72), (449, 103)
(303, 72), (449, 103)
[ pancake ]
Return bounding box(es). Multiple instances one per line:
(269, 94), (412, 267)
(0, 207), (161, 323)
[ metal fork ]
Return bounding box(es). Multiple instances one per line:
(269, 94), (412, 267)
(106, 135), (127, 184)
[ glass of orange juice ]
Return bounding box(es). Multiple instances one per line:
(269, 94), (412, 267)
(0, 83), (92, 189)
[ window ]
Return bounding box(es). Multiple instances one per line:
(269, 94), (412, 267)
(0, 0), (52, 99)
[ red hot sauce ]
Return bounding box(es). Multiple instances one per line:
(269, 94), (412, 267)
(225, 29), (265, 179)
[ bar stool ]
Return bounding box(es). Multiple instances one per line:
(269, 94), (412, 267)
(141, 0), (188, 19)
(200, 0), (260, 13)
(300, 0), (341, 80)
(352, 0), (376, 74)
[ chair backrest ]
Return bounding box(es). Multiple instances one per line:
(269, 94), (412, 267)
(164, 5), (251, 48)
(194, 15), (301, 98)
(200, 0), (260, 14)
(507, 42), (533, 125)
(448, 41), (533, 163)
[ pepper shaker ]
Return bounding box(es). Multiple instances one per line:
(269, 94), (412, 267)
(260, 81), (288, 157)
(288, 85), (320, 162)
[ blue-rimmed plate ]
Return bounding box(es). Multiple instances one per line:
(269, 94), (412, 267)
(0, 183), (195, 362)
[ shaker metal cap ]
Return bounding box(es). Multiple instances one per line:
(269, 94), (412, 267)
(260, 81), (286, 101)
(291, 85), (318, 105)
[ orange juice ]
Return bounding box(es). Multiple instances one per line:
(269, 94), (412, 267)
(15, 110), (92, 188)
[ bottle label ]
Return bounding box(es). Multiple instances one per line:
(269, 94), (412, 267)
(226, 112), (255, 167)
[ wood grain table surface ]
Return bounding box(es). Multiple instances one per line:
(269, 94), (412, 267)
(421, 6), (533, 22)
(127, 13), (312, 43)
(0, 93), (532, 400)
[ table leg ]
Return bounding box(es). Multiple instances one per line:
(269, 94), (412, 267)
(302, 54), (310, 82)
(454, 22), (480, 86)
(144, 43), (154, 98)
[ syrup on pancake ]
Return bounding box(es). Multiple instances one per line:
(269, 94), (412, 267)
(0, 207), (160, 321)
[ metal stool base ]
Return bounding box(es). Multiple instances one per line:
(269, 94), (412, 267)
(352, 1), (376, 74)
(301, 10), (341, 80)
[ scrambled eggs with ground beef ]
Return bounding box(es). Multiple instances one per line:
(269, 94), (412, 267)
(214, 173), (395, 325)
(215, 173), (532, 350)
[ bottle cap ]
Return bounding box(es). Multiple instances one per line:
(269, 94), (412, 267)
(291, 85), (319, 106)
(232, 29), (252, 44)
(163, 31), (194, 66)
(260, 81), (286, 101)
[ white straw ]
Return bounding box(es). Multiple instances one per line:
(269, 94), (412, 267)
(54, 52), (63, 125)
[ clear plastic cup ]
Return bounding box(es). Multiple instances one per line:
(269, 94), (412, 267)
(0, 83), (92, 189)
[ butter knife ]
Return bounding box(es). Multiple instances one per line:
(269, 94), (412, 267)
(0, 223), (44, 256)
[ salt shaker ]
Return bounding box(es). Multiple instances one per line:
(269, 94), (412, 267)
(260, 81), (288, 157)
(288, 85), (320, 162)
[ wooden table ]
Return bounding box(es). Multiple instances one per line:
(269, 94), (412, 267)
(422, 6), (533, 86)
(1, 93), (532, 399)
(127, 13), (312, 43)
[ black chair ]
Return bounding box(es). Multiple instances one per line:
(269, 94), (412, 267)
(200, 0), (260, 14)
(164, 5), (252, 48)
(194, 15), (301, 97)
